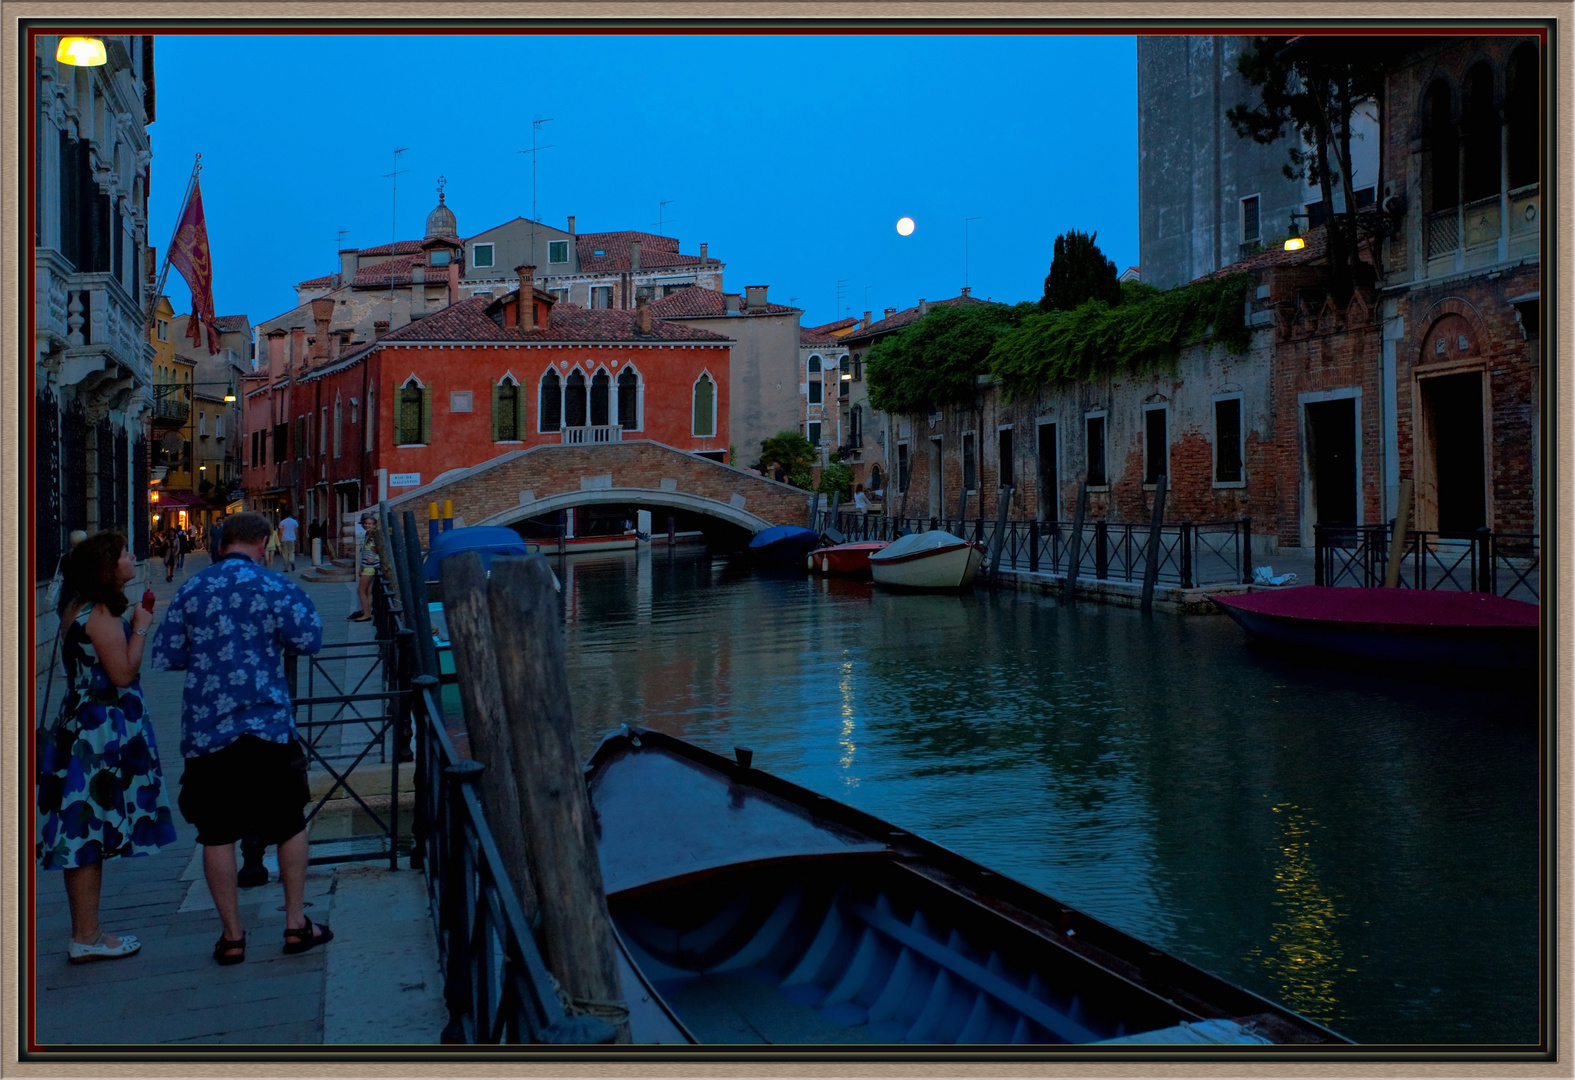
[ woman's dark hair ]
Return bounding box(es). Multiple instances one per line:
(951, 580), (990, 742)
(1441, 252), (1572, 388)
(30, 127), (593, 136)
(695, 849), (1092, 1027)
(60, 531), (129, 619)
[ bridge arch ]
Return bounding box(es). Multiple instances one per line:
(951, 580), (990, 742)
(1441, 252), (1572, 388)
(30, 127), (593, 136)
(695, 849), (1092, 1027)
(474, 487), (776, 533)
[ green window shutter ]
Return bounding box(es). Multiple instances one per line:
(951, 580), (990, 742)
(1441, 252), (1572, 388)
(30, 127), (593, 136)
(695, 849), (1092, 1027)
(393, 380), (402, 444)
(492, 382), (502, 442)
(421, 388), (432, 444)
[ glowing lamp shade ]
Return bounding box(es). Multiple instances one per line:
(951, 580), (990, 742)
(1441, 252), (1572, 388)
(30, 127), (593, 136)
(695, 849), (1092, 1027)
(1284, 237), (1306, 251)
(224, 392), (237, 402)
(150, 491), (159, 503)
(896, 217), (915, 236)
(56, 37), (107, 66)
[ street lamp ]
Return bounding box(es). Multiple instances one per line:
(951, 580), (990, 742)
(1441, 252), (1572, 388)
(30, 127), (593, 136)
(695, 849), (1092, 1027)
(55, 37), (106, 66)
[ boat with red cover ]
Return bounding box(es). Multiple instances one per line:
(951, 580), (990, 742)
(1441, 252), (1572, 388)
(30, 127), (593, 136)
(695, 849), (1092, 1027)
(1210, 586), (1538, 671)
(806, 540), (890, 577)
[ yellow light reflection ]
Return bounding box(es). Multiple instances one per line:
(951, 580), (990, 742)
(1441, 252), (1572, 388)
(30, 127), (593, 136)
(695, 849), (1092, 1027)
(838, 659), (858, 778)
(1244, 803), (1346, 1026)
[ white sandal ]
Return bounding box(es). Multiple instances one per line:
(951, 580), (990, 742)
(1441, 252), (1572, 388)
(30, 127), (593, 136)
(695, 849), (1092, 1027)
(68, 933), (141, 964)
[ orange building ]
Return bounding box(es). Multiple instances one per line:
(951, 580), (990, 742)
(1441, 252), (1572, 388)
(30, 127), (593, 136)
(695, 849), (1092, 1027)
(243, 270), (733, 542)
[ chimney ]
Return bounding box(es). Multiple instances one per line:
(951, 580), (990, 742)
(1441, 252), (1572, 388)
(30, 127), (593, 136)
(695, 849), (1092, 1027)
(339, 249), (357, 286)
(412, 264), (426, 286)
(373, 320), (390, 340)
(290, 327), (307, 371)
(636, 297), (652, 334)
(725, 293), (742, 316)
(516, 264), (536, 297)
(884, 307), (896, 320)
(310, 298), (335, 363)
(699, 242), (708, 265)
(266, 329), (287, 381)
(959, 286), (971, 298)
(630, 242), (642, 271)
(863, 309), (872, 329)
(745, 285), (769, 310)
(918, 299), (928, 316)
(447, 259), (460, 306)
(567, 215), (576, 234)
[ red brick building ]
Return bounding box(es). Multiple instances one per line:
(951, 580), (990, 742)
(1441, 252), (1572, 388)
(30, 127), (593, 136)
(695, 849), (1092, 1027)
(242, 271), (733, 547)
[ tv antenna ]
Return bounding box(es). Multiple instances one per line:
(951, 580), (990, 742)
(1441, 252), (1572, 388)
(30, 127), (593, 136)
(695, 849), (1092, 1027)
(520, 116), (554, 255)
(654, 199), (676, 235)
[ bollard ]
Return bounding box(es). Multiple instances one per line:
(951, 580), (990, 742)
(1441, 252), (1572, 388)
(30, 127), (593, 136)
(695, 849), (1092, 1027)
(429, 501), (440, 548)
(442, 499), (454, 533)
(487, 558), (630, 1042)
(312, 536), (322, 568)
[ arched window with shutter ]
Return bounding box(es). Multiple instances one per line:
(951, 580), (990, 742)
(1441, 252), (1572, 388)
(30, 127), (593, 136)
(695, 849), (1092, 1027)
(565, 370), (588, 428)
(494, 375), (522, 442)
(1507, 43), (1539, 190)
(590, 369), (611, 427)
(395, 376), (428, 445)
(617, 367), (640, 430)
(808, 355), (823, 405)
(1422, 81), (1458, 213)
(1461, 62), (1500, 203)
(692, 372), (715, 437)
(539, 369), (561, 432)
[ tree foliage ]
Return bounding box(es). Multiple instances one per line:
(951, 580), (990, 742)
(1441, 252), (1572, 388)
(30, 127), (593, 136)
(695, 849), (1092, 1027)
(754, 430), (815, 482)
(864, 301), (1035, 416)
(1226, 36), (1389, 296)
(1040, 229), (1124, 312)
(817, 455), (853, 500)
(987, 275), (1252, 402)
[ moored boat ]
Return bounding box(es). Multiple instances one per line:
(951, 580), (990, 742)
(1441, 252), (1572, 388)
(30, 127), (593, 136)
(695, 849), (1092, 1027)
(421, 526), (545, 682)
(1210, 586), (1538, 671)
(807, 540), (890, 577)
(868, 530), (986, 590)
(748, 525), (822, 567)
(587, 727), (1349, 1046)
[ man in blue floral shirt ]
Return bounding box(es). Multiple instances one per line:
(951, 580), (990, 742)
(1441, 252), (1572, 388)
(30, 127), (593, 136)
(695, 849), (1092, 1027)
(151, 511), (333, 964)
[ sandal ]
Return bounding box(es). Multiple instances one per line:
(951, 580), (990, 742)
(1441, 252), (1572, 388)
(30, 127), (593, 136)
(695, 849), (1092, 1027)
(68, 933), (141, 964)
(282, 916), (334, 955)
(213, 932), (246, 966)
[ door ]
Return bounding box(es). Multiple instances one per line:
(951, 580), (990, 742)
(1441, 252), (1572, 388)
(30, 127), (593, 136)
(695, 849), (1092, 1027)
(927, 438), (943, 519)
(1418, 372), (1487, 536)
(1304, 399), (1358, 539)
(1037, 422), (1058, 520)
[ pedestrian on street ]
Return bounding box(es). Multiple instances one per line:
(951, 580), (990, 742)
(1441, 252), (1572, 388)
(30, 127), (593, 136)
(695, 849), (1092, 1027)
(37, 531), (178, 964)
(264, 520), (280, 569)
(150, 512), (330, 966)
(307, 518), (324, 566)
(207, 517), (225, 566)
(349, 513), (379, 622)
(163, 528), (179, 582)
(176, 528), (189, 571)
(278, 511), (299, 573)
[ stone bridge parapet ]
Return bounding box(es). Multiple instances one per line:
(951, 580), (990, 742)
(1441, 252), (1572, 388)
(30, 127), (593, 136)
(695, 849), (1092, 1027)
(384, 440), (809, 535)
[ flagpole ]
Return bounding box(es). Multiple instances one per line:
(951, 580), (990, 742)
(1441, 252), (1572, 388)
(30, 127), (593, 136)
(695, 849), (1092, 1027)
(143, 153), (202, 332)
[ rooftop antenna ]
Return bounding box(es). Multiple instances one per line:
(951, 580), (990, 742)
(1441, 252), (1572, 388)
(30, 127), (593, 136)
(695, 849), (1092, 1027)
(965, 216), (983, 289)
(383, 148), (409, 327)
(836, 278), (850, 320)
(655, 199), (676, 236)
(520, 116), (554, 262)
(334, 228), (350, 285)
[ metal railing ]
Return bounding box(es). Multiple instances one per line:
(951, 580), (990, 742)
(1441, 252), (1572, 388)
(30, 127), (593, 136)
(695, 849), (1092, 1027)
(818, 510), (1256, 589)
(1314, 523), (1539, 601)
(560, 425), (623, 445)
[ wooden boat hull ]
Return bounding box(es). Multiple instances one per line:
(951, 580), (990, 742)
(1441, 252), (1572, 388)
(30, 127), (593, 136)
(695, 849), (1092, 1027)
(807, 541), (890, 577)
(870, 540), (986, 590)
(587, 728), (1348, 1047)
(1211, 587), (1538, 671)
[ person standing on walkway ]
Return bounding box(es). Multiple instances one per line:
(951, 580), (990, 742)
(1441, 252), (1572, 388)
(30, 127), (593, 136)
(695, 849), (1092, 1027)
(278, 511), (299, 573)
(150, 512), (331, 966)
(37, 531), (178, 964)
(176, 527), (189, 571)
(207, 517), (225, 566)
(348, 513), (380, 622)
(162, 528), (179, 582)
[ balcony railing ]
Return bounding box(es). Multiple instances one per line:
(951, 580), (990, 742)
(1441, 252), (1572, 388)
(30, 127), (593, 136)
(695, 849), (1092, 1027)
(559, 425), (623, 445)
(152, 396), (190, 424)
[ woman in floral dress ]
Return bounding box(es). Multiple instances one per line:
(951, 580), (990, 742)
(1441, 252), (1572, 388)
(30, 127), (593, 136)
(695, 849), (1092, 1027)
(37, 532), (177, 963)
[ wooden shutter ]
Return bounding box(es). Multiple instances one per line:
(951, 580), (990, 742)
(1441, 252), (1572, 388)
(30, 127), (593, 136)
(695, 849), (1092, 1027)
(492, 382), (502, 442)
(421, 387), (432, 445)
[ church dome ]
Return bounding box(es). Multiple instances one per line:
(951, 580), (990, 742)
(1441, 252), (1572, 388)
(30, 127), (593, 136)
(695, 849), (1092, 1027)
(425, 190), (457, 240)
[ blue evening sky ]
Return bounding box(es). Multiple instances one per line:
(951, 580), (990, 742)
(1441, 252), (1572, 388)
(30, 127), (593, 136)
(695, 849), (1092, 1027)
(149, 32), (1137, 334)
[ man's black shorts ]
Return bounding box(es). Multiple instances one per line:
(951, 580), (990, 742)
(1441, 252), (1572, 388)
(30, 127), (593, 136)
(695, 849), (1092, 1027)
(178, 735), (310, 846)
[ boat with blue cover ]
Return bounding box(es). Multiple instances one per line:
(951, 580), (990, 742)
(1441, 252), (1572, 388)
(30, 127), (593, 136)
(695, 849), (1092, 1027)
(423, 526), (542, 681)
(747, 525), (822, 567)
(588, 727), (1350, 1046)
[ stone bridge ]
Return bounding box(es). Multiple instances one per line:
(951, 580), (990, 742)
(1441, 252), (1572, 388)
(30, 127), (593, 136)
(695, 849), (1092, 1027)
(384, 440), (808, 534)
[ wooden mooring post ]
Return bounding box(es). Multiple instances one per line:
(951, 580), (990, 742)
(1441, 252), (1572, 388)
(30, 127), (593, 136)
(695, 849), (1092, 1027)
(1062, 481), (1087, 603)
(1140, 473), (1168, 615)
(487, 556), (630, 1042)
(1383, 479), (1414, 588)
(987, 485), (1013, 588)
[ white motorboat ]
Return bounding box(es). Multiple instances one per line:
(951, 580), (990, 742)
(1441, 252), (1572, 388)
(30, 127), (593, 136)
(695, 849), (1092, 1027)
(868, 530), (987, 590)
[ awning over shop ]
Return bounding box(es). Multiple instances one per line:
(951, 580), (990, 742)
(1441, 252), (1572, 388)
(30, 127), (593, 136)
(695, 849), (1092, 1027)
(153, 491), (204, 509)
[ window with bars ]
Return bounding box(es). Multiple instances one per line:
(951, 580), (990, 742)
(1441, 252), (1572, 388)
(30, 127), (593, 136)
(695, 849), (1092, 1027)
(1214, 397), (1243, 483)
(493, 378), (522, 441)
(693, 373), (715, 437)
(395, 378), (428, 445)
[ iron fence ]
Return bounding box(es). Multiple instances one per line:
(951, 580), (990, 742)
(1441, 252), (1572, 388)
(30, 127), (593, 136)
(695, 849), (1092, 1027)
(1313, 523), (1539, 601)
(818, 510), (1255, 589)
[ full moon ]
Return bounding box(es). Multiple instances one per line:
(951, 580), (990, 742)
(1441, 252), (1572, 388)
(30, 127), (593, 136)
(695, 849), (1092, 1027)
(896, 217), (915, 236)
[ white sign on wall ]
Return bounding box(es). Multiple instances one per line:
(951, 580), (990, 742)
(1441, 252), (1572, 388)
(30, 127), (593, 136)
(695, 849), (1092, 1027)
(389, 473), (421, 488)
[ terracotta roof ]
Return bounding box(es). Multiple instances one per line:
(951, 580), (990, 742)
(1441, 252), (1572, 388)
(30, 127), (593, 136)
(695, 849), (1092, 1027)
(297, 272), (336, 288)
(353, 253), (438, 289)
(576, 231), (711, 273)
(355, 239), (426, 257)
(800, 327), (842, 346)
(1206, 224), (1335, 280)
(805, 317), (857, 335)
(377, 296), (734, 345)
(210, 315), (251, 334)
(839, 294), (995, 344)
(646, 285), (799, 319)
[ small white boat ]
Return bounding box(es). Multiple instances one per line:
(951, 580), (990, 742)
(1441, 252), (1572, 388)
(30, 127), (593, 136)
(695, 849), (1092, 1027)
(868, 530), (987, 590)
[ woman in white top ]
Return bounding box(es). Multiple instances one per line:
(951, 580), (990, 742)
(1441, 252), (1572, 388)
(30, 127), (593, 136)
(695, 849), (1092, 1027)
(853, 484), (870, 512)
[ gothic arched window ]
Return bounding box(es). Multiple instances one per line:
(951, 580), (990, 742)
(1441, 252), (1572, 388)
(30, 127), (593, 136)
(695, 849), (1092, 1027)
(693, 373), (715, 437)
(590, 369), (611, 427)
(565, 369), (588, 428)
(617, 367), (640, 430)
(539, 369), (561, 432)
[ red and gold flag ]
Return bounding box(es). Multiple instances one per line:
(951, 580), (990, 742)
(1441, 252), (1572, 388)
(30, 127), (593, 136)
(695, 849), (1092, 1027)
(168, 177), (220, 354)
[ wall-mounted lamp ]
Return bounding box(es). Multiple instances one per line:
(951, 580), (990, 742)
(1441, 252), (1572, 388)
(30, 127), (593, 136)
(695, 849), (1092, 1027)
(56, 37), (107, 66)
(150, 491), (159, 503)
(199, 465), (208, 471)
(224, 392), (237, 402)
(1284, 237), (1306, 252)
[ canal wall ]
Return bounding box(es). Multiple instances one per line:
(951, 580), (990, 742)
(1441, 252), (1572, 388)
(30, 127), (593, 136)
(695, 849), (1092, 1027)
(993, 566), (1253, 615)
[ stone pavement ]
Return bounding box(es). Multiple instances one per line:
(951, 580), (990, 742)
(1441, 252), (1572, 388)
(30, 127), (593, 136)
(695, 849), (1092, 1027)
(30, 553), (446, 1046)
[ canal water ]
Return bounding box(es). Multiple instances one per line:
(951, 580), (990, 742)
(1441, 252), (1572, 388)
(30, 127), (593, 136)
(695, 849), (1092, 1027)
(553, 548), (1539, 1045)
